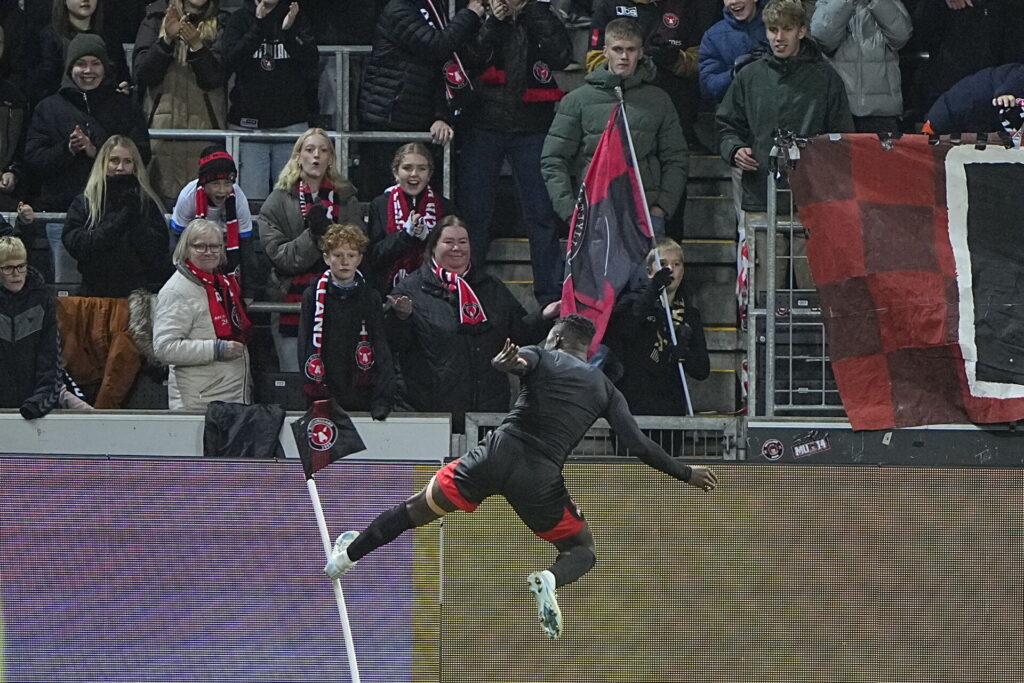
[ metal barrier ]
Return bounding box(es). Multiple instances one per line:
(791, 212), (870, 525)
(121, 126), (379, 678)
(461, 413), (742, 461)
(743, 142), (844, 418)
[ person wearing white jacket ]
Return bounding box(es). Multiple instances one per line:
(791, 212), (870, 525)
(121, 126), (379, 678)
(153, 218), (253, 410)
(810, 0), (912, 134)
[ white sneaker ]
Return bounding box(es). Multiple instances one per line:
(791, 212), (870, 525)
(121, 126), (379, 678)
(528, 570), (563, 639)
(324, 530), (360, 580)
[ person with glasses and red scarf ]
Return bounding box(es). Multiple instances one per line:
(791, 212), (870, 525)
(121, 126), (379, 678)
(257, 127), (363, 372)
(153, 218), (253, 410)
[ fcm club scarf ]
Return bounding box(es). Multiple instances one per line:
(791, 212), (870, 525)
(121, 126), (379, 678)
(182, 260), (252, 341)
(386, 184), (441, 290)
(433, 260), (487, 328)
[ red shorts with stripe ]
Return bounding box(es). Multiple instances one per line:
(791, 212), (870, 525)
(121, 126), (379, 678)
(435, 433), (587, 542)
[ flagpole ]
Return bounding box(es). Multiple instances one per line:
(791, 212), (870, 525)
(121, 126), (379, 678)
(614, 86), (694, 416)
(306, 477), (362, 683)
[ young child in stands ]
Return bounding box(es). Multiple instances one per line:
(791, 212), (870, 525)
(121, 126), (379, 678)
(298, 223), (399, 420)
(171, 147), (259, 296)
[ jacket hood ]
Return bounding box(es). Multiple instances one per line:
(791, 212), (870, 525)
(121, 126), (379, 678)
(584, 57), (658, 91)
(61, 32), (111, 90)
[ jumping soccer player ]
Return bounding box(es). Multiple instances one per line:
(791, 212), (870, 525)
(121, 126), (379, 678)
(324, 314), (718, 639)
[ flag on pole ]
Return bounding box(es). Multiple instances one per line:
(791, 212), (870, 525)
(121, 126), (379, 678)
(292, 399), (366, 479)
(561, 104), (654, 352)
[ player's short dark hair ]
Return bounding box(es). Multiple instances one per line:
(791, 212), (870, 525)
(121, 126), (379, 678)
(555, 314), (596, 346)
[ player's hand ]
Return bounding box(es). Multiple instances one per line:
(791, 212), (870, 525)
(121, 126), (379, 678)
(491, 337), (526, 374)
(734, 147), (759, 171)
(686, 466), (717, 493)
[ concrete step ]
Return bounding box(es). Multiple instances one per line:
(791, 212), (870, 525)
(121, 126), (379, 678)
(684, 196), (736, 240)
(690, 154), (731, 179)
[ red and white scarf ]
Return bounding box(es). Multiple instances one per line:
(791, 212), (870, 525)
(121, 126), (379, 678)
(304, 269), (374, 389)
(424, 0), (473, 106)
(183, 260), (251, 341)
(282, 180), (342, 335)
(433, 260), (487, 327)
(194, 185), (240, 252)
(386, 185), (441, 290)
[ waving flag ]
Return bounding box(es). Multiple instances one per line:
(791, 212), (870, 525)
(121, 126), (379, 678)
(791, 133), (1024, 429)
(561, 104), (654, 352)
(291, 399), (366, 479)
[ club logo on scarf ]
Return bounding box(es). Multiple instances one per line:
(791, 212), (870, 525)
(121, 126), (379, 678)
(307, 417), (337, 452)
(304, 354), (324, 381)
(461, 301), (483, 323)
(662, 12), (679, 29)
(568, 183), (589, 261)
(533, 61), (552, 84)
(355, 340), (374, 371)
(444, 61), (468, 88)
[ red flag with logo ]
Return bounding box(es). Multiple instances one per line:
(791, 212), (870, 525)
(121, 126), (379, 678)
(791, 133), (1024, 429)
(292, 399), (366, 479)
(561, 104), (654, 353)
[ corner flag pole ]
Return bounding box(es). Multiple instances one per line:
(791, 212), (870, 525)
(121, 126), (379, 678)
(615, 86), (694, 416)
(306, 477), (362, 683)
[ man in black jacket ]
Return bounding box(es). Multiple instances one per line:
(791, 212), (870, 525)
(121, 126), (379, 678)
(221, 0), (320, 200)
(458, 0), (571, 306)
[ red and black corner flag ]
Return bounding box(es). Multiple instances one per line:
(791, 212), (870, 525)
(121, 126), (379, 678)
(292, 399), (366, 479)
(561, 104), (654, 353)
(791, 133), (1024, 430)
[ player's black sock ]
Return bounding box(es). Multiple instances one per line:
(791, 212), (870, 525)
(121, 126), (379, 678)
(549, 545), (596, 588)
(346, 502), (414, 562)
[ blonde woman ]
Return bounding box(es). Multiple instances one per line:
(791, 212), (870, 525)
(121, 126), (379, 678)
(133, 0), (227, 201)
(61, 136), (172, 297)
(154, 218), (252, 409)
(257, 127), (363, 371)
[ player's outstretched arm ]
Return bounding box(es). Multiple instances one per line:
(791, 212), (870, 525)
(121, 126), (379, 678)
(491, 337), (529, 376)
(605, 388), (717, 492)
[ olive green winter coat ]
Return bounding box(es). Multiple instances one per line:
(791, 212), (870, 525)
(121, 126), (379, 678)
(541, 58), (689, 222)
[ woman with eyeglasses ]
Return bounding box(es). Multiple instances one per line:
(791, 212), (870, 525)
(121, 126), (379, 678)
(153, 217), (252, 409)
(61, 135), (173, 297)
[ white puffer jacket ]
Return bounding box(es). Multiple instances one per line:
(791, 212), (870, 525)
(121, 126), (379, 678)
(153, 267), (252, 410)
(810, 0), (913, 117)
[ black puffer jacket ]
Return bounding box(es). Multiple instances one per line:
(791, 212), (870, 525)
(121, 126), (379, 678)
(0, 265), (62, 418)
(460, 0), (572, 133)
(386, 261), (550, 428)
(358, 0), (482, 131)
(62, 174), (173, 297)
(24, 34), (151, 211)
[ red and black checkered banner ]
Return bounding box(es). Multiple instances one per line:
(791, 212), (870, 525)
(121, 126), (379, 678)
(791, 133), (1024, 430)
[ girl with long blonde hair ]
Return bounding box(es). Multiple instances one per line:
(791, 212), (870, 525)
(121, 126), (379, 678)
(257, 127), (364, 371)
(61, 136), (172, 297)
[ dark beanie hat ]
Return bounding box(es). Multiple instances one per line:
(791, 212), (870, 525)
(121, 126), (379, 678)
(64, 33), (110, 74)
(198, 146), (237, 186)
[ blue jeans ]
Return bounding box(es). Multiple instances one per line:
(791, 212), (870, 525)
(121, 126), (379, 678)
(46, 222), (80, 285)
(457, 128), (564, 305)
(233, 122), (307, 201)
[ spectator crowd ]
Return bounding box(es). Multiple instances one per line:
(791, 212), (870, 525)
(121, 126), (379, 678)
(4, 0), (1018, 428)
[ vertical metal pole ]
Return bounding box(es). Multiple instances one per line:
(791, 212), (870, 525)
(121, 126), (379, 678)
(765, 171), (778, 417)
